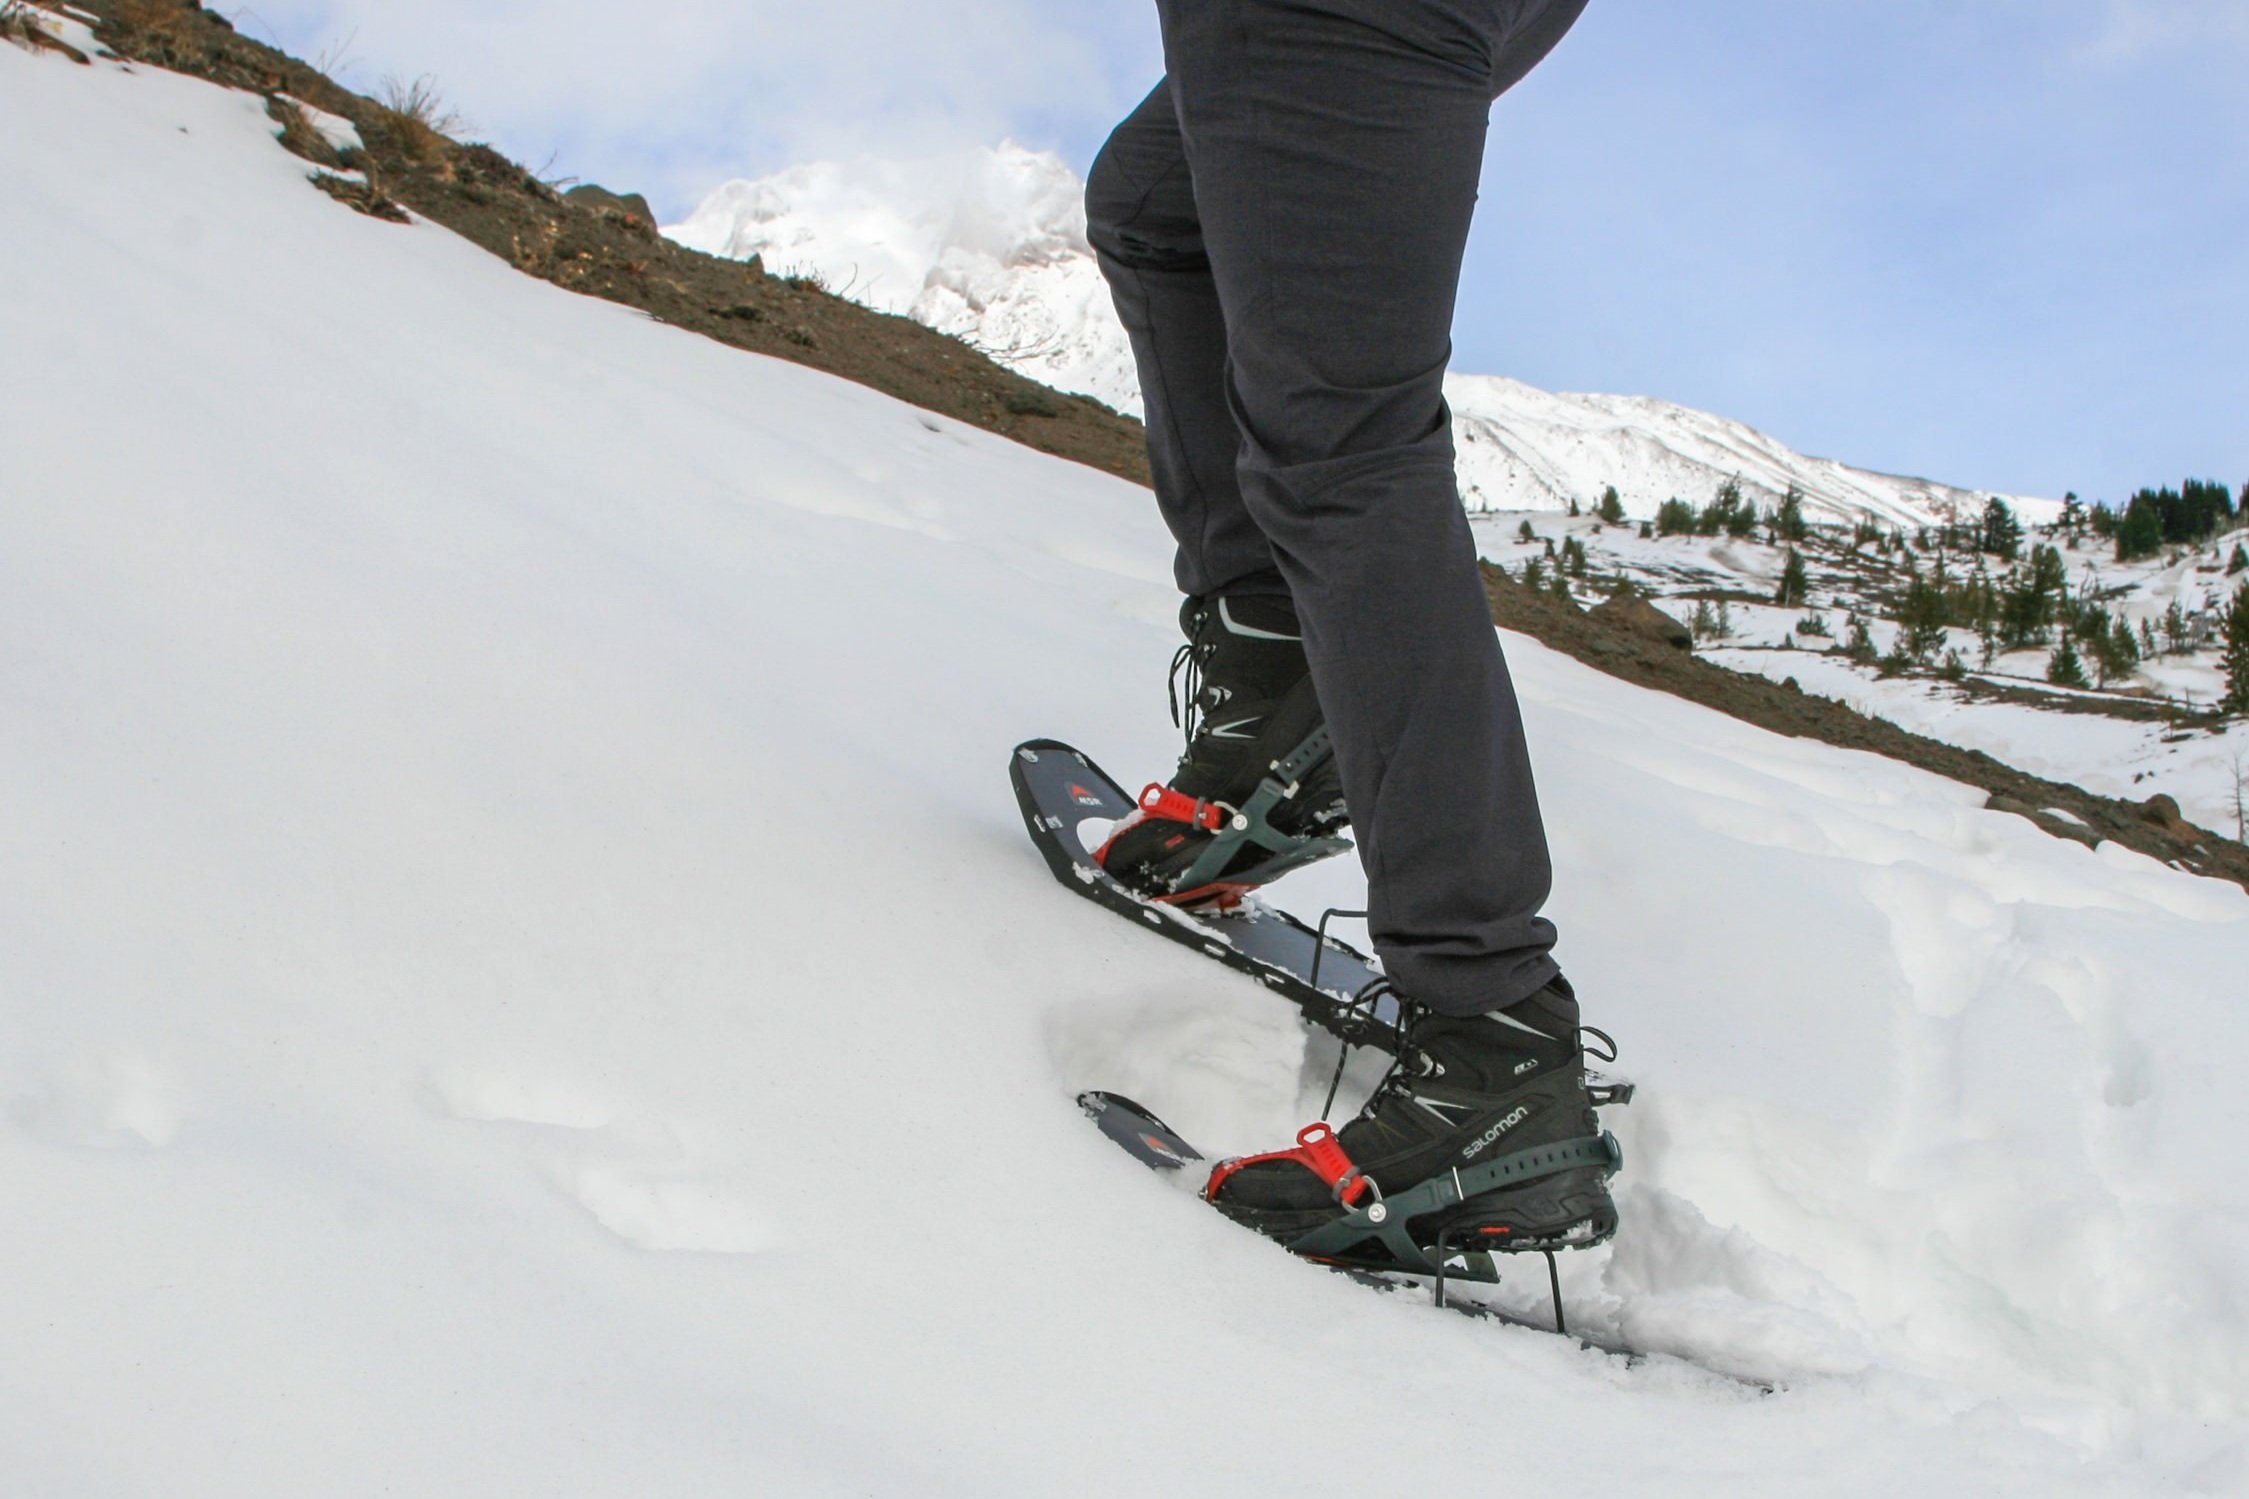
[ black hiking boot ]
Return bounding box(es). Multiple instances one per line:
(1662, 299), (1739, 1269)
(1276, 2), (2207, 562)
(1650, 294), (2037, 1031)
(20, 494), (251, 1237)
(1096, 594), (1348, 906)
(1206, 978), (1619, 1261)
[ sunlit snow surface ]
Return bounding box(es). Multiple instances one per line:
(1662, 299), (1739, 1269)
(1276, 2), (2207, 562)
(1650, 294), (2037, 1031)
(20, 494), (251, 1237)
(3, 30), (2246, 1497)
(668, 145), (2053, 531)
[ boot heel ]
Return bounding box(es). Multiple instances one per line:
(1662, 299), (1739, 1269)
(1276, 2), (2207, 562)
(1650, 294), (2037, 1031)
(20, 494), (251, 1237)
(1429, 1165), (1618, 1252)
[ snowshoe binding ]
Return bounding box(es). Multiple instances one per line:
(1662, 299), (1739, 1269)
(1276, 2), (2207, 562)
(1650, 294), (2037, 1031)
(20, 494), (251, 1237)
(1096, 594), (1351, 908)
(1204, 978), (1624, 1291)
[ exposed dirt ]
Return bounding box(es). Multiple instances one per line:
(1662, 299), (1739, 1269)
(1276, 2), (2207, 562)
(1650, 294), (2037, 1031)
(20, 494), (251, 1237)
(1483, 566), (2249, 893)
(49, 0), (2248, 895)
(73, 0), (1153, 488)
(1954, 672), (2222, 729)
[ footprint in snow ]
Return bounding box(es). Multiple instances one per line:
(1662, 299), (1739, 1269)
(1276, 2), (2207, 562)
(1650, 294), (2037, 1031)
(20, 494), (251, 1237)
(427, 1067), (771, 1255)
(4, 1056), (181, 1151)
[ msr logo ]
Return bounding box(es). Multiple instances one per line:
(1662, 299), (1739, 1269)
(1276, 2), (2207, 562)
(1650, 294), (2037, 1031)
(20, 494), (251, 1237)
(1066, 783), (1103, 807)
(1459, 1105), (1532, 1161)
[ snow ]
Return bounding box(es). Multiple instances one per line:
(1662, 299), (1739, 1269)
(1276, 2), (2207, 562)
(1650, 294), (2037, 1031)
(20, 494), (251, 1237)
(668, 149), (2054, 532)
(1473, 510), (2249, 833)
(665, 143), (1136, 414)
(1706, 645), (2249, 837)
(5, 28), (2249, 1496)
(273, 93), (364, 157)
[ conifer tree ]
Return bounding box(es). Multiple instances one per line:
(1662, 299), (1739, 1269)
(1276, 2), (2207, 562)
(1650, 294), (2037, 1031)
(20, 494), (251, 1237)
(1698, 479), (1750, 537)
(2222, 582), (2249, 716)
(2164, 601), (2190, 655)
(2230, 542), (2248, 576)
(2116, 496), (2163, 562)
(1843, 612), (1877, 663)
(1979, 497), (2023, 560)
(1656, 499), (1696, 537)
(1597, 485), (1626, 525)
(1689, 599), (1716, 643)
(2048, 633), (2090, 689)
(1522, 556), (1545, 589)
(1773, 548), (1809, 607)
(1772, 487), (1809, 543)
(2090, 615), (2140, 687)
(1517, 519), (1536, 544)
(1896, 573), (1950, 663)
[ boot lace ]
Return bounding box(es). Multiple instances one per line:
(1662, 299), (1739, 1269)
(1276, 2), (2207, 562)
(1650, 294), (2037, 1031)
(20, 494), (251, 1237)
(1320, 979), (1421, 1122)
(1318, 993), (1621, 1124)
(1166, 638), (1200, 746)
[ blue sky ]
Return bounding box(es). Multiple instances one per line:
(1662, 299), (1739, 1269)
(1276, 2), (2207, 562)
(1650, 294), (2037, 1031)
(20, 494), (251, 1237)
(242, 0), (2246, 506)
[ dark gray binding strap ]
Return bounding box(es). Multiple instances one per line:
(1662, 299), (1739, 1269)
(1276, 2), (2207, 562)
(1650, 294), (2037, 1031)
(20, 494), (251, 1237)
(1283, 1132), (1622, 1278)
(1176, 727), (1349, 890)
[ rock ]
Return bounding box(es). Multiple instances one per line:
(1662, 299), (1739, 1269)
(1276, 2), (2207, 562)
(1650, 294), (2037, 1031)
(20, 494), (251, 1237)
(2139, 794), (2191, 836)
(565, 184), (657, 229)
(1589, 595), (1691, 651)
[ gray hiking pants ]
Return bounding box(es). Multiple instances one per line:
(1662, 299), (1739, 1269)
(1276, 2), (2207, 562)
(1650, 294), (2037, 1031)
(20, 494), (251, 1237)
(1087, 0), (1588, 1014)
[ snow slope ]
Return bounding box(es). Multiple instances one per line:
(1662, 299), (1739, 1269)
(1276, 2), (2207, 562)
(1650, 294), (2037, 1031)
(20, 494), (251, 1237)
(1699, 642), (2249, 835)
(668, 146), (2051, 529)
(5, 28), (2247, 1497)
(1472, 511), (2249, 833)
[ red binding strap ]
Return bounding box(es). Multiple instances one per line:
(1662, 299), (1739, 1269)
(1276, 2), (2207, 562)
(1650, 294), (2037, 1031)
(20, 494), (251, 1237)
(1204, 1122), (1373, 1207)
(1135, 783), (1230, 832)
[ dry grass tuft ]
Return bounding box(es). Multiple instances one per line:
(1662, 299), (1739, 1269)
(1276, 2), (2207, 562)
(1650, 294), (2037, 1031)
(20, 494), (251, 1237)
(106, 0), (199, 49)
(2, 2), (91, 62)
(375, 73), (462, 163)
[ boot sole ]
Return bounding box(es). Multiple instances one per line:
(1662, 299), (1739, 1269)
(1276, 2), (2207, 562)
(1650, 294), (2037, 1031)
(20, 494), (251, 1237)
(1427, 1166), (1619, 1253)
(1214, 1164), (1618, 1266)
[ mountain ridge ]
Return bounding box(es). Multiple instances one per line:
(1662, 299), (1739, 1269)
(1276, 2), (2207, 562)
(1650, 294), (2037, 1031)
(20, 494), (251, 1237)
(669, 143), (2057, 531)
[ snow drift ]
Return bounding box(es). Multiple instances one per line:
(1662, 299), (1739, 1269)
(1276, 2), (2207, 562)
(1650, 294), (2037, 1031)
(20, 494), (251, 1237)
(3, 24), (2244, 1497)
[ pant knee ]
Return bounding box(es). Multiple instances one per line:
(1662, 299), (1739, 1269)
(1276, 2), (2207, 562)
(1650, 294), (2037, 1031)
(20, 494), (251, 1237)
(1083, 138), (1131, 255)
(1086, 137), (1204, 271)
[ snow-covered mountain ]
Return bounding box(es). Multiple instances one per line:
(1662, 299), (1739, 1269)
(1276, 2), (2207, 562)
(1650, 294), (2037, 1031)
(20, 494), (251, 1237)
(6, 17), (2246, 1496)
(667, 146), (1136, 416)
(669, 145), (2050, 530)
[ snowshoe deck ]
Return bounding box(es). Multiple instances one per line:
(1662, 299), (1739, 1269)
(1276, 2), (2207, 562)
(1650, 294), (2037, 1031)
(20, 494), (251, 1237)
(1011, 739), (1400, 1049)
(1079, 1092), (1757, 1384)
